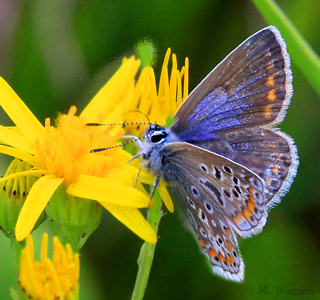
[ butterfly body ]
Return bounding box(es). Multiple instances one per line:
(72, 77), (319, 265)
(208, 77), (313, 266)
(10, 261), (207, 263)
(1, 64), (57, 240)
(140, 26), (298, 282)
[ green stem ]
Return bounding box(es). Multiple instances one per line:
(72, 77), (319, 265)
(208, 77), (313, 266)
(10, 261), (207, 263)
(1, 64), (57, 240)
(11, 238), (26, 296)
(131, 190), (162, 300)
(252, 0), (320, 97)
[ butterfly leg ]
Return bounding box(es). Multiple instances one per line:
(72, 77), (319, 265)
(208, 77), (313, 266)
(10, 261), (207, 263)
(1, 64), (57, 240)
(133, 165), (143, 188)
(122, 134), (145, 151)
(146, 175), (160, 210)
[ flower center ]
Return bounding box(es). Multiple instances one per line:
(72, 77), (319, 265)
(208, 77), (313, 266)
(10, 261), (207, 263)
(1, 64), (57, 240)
(34, 107), (124, 186)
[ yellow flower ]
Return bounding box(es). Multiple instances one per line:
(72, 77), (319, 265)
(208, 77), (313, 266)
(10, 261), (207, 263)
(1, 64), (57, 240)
(82, 48), (189, 134)
(0, 49), (188, 245)
(80, 48), (189, 217)
(19, 234), (79, 300)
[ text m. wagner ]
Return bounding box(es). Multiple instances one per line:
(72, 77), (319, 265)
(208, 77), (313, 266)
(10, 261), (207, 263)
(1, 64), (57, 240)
(274, 286), (315, 296)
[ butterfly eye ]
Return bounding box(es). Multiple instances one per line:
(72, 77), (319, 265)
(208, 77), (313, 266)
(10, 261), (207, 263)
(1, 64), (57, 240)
(150, 130), (168, 144)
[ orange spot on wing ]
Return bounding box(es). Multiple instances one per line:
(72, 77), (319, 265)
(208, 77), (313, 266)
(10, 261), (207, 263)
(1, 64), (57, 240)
(247, 201), (255, 213)
(243, 208), (251, 220)
(229, 255), (235, 264)
(266, 75), (275, 87)
(272, 166), (279, 175)
(219, 253), (225, 262)
(199, 239), (205, 248)
(267, 89), (277, 101)
(226, 240), (233, 251)
(266, 178), (272, 185)
(263, 104), (272, 118)
(275, 154), (282, 160)
(247, 187), (256, 204)
(224, 227), (231, 237)
(209, 248), (217, 258)
(266, 64), (275, 73)
(233, 213), (244, 224)
(225, 257), (230, 265)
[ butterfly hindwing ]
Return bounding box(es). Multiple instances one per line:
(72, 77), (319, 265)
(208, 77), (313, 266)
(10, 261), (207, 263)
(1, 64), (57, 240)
(194, 128), (298, 206)
(168, 184), (244, 281)
(160, 142), (272, 280)
(160, 142), (267, 238)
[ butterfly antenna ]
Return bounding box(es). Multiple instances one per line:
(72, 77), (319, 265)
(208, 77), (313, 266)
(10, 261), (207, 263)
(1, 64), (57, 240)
(86, 121), (151, 127)
(90, 135), (146, 153)
(126, 110), (151, 126)
(88, 110), (152, 153)
(86, 109), (152, 127)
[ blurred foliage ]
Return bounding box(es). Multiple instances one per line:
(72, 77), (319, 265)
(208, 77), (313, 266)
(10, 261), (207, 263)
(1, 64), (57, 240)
(0, 0), (320, 299)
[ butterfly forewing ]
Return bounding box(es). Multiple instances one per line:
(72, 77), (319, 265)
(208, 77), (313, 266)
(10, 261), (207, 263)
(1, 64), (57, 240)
(170, 26), (297, 210)
(171, 26), (292, 139)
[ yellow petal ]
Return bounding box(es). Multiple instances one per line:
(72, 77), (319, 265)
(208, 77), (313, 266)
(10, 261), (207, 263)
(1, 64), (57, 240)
(0, 77), (44, 140)
(158, 184), (174, 213)
(122, 162), (155, 185)
(0, 169), (46, 184)
(102, 203), (157, 244)
(67, 174), (149, 207)
(183, 57), (189, 99)
(0, 144), (37, 166)
(80, 57), (141, 122)
(15, 175), (64, 241)
(0, 125), (34, 154)
(4, 126), (23, 135)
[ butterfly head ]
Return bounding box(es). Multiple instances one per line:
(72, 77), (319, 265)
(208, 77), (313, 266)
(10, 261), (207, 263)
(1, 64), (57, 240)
(146, 124), (168, 145)
(142, 123), (180, 175)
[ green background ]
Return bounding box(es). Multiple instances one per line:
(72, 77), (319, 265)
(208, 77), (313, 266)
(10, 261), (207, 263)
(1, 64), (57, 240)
(0, 0), (319, 299)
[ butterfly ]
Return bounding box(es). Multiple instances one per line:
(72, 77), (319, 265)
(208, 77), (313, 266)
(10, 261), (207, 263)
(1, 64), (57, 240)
(134, 26), (298, 282)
